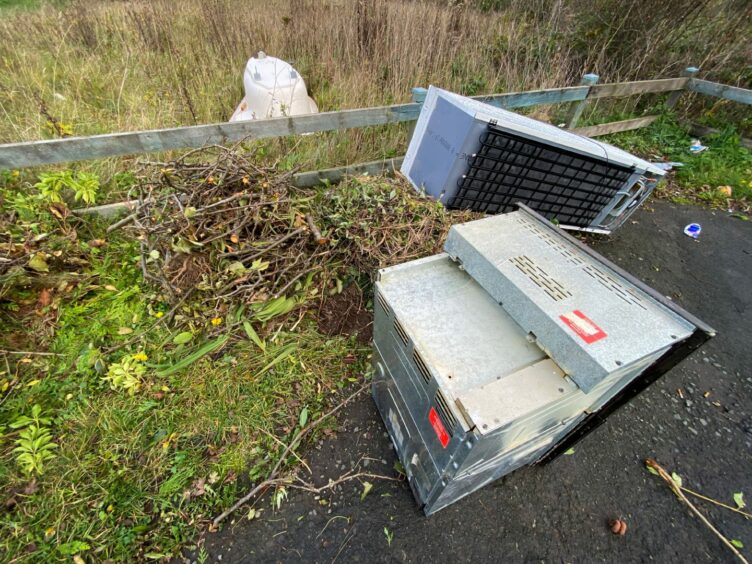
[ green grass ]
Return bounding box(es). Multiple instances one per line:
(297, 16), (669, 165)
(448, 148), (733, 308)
(0, 175), (376, 561)
(605, 115), (752, 205)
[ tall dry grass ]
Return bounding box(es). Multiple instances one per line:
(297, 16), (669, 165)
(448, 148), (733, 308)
(0, 0), (749, 172)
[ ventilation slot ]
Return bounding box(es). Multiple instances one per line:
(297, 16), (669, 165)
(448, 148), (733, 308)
(393, 319), (409, 346)
(412, 349), (431, 386)
(583, 265), (646, 310)
(450, 124), (633, 227)
(434, 391), (457, 434)
(510, 255), (572, 301)
(376, 293), (392, 317)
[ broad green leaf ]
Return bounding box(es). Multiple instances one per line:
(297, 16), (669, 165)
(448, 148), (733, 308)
(564, 448), (575, 455)
(227, 261), (246, 275)
(58, 541), (90, 555)
(734, 492), (746, 509)
(157, 335), (229, 377)
(172, 331), (194, 345)
(299, 407), (309, 428)
(646, 465), (659, 476)
(731, 539), (744, 549)
(243, 321), (265, 351)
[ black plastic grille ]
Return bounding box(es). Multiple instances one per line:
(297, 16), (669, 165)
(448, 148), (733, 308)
(448, 125), (635, 227)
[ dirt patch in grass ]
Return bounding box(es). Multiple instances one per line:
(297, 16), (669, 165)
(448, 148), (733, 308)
(317, 284), (373, 344)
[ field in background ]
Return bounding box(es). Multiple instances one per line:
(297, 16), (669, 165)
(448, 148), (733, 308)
(1, 0), (750, 171)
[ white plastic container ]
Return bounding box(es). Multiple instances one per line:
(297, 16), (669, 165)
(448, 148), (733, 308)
(230, 52), (318, 121)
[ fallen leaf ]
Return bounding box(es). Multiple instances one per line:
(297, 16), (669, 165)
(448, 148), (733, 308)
(230, 233), (239, 244)
(73, 556), (85, 564)
(190, 478), (206, 497)
(733, 492), (746, 509)
(671, 472), (683, 488)
(117, 327), (133, 335)
(48, 202), (69, 219)
(104, 285), (118, 292)
(23, 480), (38, 495)
(88, 239), (106, 248)
(37, 288), (52, 307)
(564, 448), (575, 455)
(27, 253), (49, 273)
(360, 481), (373, 501)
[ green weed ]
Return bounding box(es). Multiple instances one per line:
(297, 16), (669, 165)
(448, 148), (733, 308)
(606, 115), (752, 204)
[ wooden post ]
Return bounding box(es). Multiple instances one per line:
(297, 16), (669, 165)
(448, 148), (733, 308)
(666, 66), (699, 110)
(408, 87), (428, 142)
(566, 73), (599, 129)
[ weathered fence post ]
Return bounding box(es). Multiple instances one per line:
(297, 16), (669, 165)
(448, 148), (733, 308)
(666, 66), (699, 110)
(566, 73), (599, 129)
(408, 87), (428, 142)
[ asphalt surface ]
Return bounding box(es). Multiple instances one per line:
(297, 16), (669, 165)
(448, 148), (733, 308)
(203, 201), (752, 563)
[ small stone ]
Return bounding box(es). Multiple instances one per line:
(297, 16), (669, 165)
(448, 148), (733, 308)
(703, 357), (710, 363)
(685, 400), (694, 408)
(363, 459), (370, 468)
(217, 555), (223, 561)
(699, 418), (708, 427)
(713, 362), (722, 369)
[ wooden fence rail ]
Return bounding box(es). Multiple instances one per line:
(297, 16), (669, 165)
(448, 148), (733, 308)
(0, 71), (750, 171)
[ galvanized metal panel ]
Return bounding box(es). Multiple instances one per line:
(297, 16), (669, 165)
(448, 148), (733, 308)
(444, 209), (695, 392)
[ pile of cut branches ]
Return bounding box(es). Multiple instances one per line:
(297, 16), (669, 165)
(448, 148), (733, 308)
(124, 146), (328, 310)
(123, 145), (475, 321)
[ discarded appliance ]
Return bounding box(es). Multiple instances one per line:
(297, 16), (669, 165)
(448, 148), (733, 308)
(372, 205), (713, 515)
(230, 52), (318, 122)
(401, 87), (666, 233)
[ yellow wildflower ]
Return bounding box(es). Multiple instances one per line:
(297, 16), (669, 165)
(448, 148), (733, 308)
(211, 317), (223, 326)
(155, 311), (164, 319)
(133, 352), (148, 362)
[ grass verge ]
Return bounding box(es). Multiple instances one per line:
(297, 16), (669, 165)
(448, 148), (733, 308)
(0, 169), (461, 561)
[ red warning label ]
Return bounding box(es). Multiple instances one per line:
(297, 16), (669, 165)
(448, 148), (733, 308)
(559, 310), (607, 344)
(428, 407), (450, 448)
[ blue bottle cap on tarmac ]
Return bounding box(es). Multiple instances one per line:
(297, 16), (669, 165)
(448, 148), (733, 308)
(684, 223), (701, 238)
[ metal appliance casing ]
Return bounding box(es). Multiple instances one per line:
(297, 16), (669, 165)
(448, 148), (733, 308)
(372, 208), (714, 514)
(401, 87), (666, 233)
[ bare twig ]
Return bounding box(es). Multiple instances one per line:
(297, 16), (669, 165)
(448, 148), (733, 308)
(0, 349), (63, 357)
(305, 214), (328, 245)
(646, 458), (748, 563)
(290, 471), (400, 494)
(106, 212), (138, 233)
(212, 382), (369, 527)
(681, 486), (752, 520)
